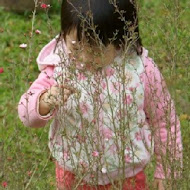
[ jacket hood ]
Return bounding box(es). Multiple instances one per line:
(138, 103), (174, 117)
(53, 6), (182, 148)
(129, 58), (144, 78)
(36, 36), (68, 71)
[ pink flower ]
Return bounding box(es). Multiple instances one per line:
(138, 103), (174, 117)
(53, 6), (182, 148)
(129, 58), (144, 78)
(19, 43), (27, 49)
(105, 67), (115, 77)
(2, 181), (7, 188)
(125, 154), (131, 163)
(101, 128), (113, 141)
(91, 118), (96, 124)
(79, 102), (89, 116)
(101, 168), (107, 173)
(129, 87), (135, 92)
(124, 95), (133, 105)
(71, 40), (76, 44)
(135, 132), (142, 141)
(125, 146), (131, 152)
(92, 151), (99, 157)
(35, 29), (41, 34)
(77, 73), (87, 81)
(41, 3), (50, 9)
(0, 67), (4, 74)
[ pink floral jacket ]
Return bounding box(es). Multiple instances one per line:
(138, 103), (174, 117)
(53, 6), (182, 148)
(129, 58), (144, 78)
(18, 37), (183, 185)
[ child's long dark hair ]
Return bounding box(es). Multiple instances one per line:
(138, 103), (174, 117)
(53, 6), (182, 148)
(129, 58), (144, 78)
(61, 0), (142, 55)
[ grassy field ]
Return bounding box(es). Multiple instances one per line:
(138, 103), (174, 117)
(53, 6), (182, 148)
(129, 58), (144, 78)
(0, 0), (189, 189)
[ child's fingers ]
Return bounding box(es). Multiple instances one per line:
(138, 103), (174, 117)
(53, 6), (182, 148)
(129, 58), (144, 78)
(58, 84), (76, 93)
(62, 88), (72, 95)
(50, 85), (71, 96)
(46, 84), (75, 106)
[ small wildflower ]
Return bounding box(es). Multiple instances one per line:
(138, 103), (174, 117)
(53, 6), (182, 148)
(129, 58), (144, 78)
(71, 40), (76, 44)
(0, 67), (4, 74)
(35, 29), (41, 35)
(101, 168), (107, 174)
(105, 67), (115, 77)
(41, 3), (50, 9)
(77, 73), (87, 81)
(92, 151), (99, 157)
(101, 128), (113, 141)
(125, 146), (131, 152)
(2, 181), (7, 188)
(129, 87), (135, 92)
(91, 119), (96, 124)
(19, 43), (27, 49)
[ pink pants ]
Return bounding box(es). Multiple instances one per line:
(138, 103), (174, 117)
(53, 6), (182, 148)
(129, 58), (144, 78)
(55, 162), (149, 190)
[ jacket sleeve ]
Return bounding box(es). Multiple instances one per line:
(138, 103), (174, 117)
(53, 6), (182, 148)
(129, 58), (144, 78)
(18, 66), (57, 128)
(144, 57), (183, 179)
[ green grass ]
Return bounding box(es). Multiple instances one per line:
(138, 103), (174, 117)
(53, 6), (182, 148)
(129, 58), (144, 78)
(0, 0), (190, 189)
(0, 4), (61, 189)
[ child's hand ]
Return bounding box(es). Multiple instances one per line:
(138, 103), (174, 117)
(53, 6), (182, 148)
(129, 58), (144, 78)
(39, 85), (75, 116)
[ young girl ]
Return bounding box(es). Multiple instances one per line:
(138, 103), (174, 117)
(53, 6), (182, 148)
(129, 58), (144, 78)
(18, 0), (183, 189)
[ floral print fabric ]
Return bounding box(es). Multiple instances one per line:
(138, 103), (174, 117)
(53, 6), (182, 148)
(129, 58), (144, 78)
(49, 52), (154, 185)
